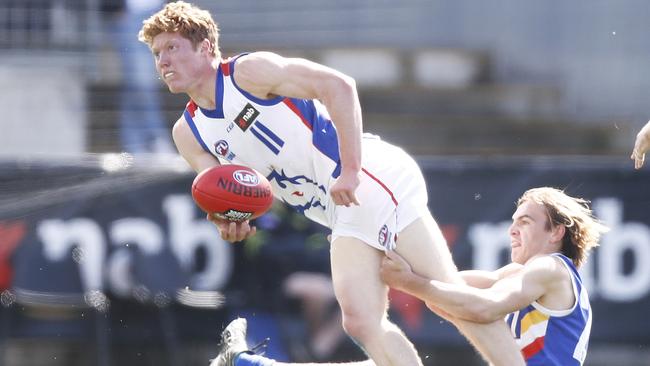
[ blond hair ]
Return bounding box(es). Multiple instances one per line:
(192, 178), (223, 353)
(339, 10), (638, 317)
(138, 1), (220, 58)
(518, 187), (608, 267)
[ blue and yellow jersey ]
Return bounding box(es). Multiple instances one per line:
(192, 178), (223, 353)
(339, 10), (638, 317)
(506, 253), (592, 365)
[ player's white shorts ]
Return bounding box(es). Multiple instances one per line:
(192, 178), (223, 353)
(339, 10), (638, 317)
(329, 136), (430, 251)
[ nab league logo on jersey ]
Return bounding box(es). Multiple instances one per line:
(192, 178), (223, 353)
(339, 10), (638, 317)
(214, 140), (235, 161)
(234, 103), (259, 131)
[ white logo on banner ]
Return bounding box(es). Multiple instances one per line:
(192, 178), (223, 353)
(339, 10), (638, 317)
(37, 195), (232, 297)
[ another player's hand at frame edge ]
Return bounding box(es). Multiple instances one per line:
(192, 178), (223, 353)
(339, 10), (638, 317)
(206, 214), (257, 242)
(631, 120), (650, 169)
(330, 170), (361, 207)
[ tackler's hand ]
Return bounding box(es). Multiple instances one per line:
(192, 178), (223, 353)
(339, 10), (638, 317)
(207, 214), (257, 242)
(330, 170), (361, 207)
(380, 250), (414, 291)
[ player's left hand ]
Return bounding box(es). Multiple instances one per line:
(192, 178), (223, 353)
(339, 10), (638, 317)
(330, 170), (361, 207)
(207, 214), (257, 242)
(380, 250), (413, 290)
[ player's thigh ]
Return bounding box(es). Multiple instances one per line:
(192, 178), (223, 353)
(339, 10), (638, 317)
(330, 236), (387, 317)
(395, 213), (462, 284)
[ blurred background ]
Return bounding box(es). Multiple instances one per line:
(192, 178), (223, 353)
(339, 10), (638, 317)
(0, 0), (649, 365)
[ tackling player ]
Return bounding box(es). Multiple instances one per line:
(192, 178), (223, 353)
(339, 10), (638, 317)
(381, 187), (607, 365)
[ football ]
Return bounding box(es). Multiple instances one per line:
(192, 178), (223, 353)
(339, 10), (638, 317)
(191, 164), (273, 222)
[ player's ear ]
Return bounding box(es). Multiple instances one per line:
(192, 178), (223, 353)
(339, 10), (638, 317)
(200, 39), (212, 55)
(550, 224), (565, 244)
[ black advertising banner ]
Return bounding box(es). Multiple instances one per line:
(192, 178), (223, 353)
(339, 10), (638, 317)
(0, 156), (648, 347)
(0, 160), (232, 302)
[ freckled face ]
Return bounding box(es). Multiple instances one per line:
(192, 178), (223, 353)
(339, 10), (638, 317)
(151, 32), (205, 93)
(508, 200), (554, 264)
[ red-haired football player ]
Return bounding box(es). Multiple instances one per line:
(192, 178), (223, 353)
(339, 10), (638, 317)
(138, 2), (526, 365)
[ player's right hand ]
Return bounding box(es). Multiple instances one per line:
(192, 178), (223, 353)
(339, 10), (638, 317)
(330, 170), (361, 207)
(207, 214), (257, 242)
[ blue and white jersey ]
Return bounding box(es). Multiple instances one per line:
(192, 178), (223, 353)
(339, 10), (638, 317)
(506, 253), (592, 365)
(182, 55), (343, 227)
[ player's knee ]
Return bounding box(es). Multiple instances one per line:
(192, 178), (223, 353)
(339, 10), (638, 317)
(340, 309), (382, 342)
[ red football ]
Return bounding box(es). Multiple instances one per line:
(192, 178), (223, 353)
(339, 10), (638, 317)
(191, 164), (273, 222)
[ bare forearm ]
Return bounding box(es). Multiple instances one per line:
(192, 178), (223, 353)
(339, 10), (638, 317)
(461, 263), (524, 289)
(636, 121), (650, 153)
(639, 120), (650, 139)
(460, 270), (499, 289)
(397, 273), (501, 323)
(324, 78), (362, 173)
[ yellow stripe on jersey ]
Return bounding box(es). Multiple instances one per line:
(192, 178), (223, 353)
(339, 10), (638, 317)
(520, 309), (549, 334)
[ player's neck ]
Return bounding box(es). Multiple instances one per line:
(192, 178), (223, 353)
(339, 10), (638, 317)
(187, 60), (220, 110)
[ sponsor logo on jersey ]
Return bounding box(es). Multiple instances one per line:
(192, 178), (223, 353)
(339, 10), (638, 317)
(214, 140), (229, 156)
(378, 224), (390, 247)
(234, 103), (259, 131)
